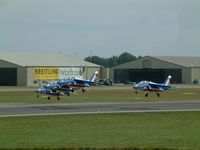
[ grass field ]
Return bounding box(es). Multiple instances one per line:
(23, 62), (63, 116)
(0, 86), (200, 103)
(1, 86), (200, 149)
(1, 111), (200, 149)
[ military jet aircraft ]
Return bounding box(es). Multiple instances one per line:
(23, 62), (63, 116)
(35, 71), (98, 100)
(57, 79), (89, 93)
(133, 75), (175, 97)
(74, 71), (98, 86)
(58, 71), (98, 93)
(35, 82), (71, 100)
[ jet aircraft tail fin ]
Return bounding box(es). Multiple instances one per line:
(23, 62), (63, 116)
(89, 71), (98, 83)
(163, 75), (172, 86)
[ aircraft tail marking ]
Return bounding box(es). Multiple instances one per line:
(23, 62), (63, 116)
(163, 75), (172, 86)
(89, 71), (98, 83)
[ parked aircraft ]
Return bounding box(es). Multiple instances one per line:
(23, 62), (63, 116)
(133, 75), (175, 97)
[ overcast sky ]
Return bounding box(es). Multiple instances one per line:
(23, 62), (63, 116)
(0, 0), (200, 58)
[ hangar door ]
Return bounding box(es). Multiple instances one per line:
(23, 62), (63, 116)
(114, 69), (181, 84)
(0, 68), (17, 86)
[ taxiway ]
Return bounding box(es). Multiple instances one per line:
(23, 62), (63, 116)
(1, 101), (200, 117)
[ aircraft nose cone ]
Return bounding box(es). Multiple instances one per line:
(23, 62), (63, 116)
(43, 84), (50, 88)
(35, 88), (43, 93)
(133, 83), (138, 89)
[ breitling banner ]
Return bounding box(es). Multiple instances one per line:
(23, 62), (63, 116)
(34, 67), (83, 80)
(34, 67), (59, 80)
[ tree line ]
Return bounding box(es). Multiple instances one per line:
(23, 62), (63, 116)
(84, 52), (141, 68)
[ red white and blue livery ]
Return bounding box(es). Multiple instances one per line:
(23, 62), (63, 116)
(133, 75), (175, 97)
(35, 71), (98, 100)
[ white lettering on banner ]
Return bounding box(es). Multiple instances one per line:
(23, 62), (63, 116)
(59, 68), (83, 79)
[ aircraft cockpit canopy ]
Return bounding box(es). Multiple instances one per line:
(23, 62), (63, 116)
(138, 81), (149, 86)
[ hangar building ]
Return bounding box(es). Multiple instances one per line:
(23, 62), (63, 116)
(111, 56), (200, 84)
(0, 53), (101, 86)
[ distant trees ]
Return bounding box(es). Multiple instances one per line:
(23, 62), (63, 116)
(117, 52), (137, 65)
(85, 56), (106, 67)
(84, 52), (141, 68)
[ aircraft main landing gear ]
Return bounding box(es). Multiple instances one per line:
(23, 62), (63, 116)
(82, 88), (86, 93)
(145, 92), (148, 97)
(135, 90), (138, 94)
(156, 93), (160, 97)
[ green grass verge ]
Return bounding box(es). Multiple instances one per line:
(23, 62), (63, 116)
(0, 87), (200, 103)
(0, 111), (200, 149)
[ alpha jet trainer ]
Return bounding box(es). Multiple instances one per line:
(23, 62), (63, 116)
(35, 82), (72, 100)
(35, 71), (98, 100)
(57, 71), (98, 93)
(133, 75), (175, 97)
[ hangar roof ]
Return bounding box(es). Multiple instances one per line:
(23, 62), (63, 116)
(153, 56), (200, 67)
(0, 52), (100, 67)
(114, 56), (200, 68)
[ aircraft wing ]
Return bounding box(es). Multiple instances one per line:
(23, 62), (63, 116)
(74, 78), (95, 86)
(149, 82), (161, 88)
(149, 82), (175, 91)
(148, 83), (165, 92)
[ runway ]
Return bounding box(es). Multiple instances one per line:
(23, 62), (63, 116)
(1, 101), (200, 117)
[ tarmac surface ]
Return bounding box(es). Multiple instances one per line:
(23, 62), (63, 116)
(1, 101), (200, 117)
(0, 84), (199, 92)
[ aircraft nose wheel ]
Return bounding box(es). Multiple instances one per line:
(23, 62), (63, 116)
(145, 92), (148, 97)
(135, 90), (138, 94)
(82, 88), (86, 93)
(156, 93), (160, 97)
